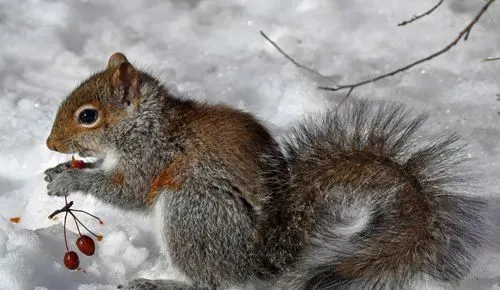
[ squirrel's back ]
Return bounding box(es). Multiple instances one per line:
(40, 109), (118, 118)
(277, 100), (485, 289)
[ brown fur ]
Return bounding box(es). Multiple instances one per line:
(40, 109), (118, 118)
(292, 150), (434, 280)
(186, 105), (268, 203)
(46, 67), (127, 153)
(113, 170), (125, 187)
(107, 52), (128, 69)
(334, 182), (432, 279)
(152, 103), (275, 208)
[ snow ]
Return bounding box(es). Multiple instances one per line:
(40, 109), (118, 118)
(0, 0), (499, 289)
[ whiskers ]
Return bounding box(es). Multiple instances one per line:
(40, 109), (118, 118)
(72, 141), (88, 159)
(72, 137), (103, 162)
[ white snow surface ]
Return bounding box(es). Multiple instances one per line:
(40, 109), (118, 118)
(0, 0), (499, 289)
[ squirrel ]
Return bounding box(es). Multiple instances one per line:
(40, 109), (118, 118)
(44, 53), (485, 290)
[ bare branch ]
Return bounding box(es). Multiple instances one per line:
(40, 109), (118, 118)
(262, 0), (496, 99)
(398, 0), (444, 26)
(260, 31), (325, 77)
(483, 56), (500, 62)
(318, 0), (496, 95)
(337, 87), (355, 108)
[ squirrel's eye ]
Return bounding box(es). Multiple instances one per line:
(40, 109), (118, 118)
(78, 109), (99, 125)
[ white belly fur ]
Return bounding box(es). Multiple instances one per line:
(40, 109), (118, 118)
(153, 193), (172, 265)
(153, 193), (193, 283)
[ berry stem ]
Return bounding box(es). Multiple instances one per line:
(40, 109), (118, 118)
(63, 211), (69, 252)
(69, 211), (82, 236)
(71, 211), (101, 239)
(70, 209), (104, 224)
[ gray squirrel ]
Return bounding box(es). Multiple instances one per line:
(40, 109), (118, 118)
(44, 53), (485, 290)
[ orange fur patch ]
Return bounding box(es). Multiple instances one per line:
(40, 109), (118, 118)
(147, 159), (185, 206)
(112, 170), (125, 186)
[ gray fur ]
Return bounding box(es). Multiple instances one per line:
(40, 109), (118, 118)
(123, 279), (201, 290)
(45, 69), (485, 290)
(278, 101), (485, 289)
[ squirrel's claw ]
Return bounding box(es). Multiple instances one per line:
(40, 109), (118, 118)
(44, 162), (71, 183)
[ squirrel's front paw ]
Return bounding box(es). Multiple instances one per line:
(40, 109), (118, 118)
(46, 169), (79, 197)
(44, 162), (71, 182)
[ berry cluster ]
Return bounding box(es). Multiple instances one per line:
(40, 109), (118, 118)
(48, 157), (103, 270)
(49, 196), (103, 270)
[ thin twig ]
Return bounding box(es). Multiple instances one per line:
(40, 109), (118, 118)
(338, 87), (355, 107)
(48, 201), (74, 219)
(398, 0), (444, 26)
(483, 56), (500, 62)
(318, 0), (496, 95)
(260, 31), (327, 78)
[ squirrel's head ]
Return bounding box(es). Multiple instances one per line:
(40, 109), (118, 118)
(46, 52), (141, 158)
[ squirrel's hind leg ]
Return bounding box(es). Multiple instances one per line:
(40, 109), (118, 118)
(121, 278), (205, 290)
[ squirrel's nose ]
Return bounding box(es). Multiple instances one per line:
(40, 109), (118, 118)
(46, 137), (59, 152)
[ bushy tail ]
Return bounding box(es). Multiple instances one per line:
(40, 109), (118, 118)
(279, 100), (485, 289)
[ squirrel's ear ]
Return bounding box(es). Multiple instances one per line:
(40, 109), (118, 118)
(107, 52), (128, 70)
(111, 61), (140, 106)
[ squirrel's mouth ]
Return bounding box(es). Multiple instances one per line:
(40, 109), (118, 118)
(71, 144), (117, 170)
(71, 143), (102, 159)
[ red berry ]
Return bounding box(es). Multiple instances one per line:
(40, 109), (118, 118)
(64, 251), (79, 270)
(70, 156), (85, 169)
(76, 235), (95, 256)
